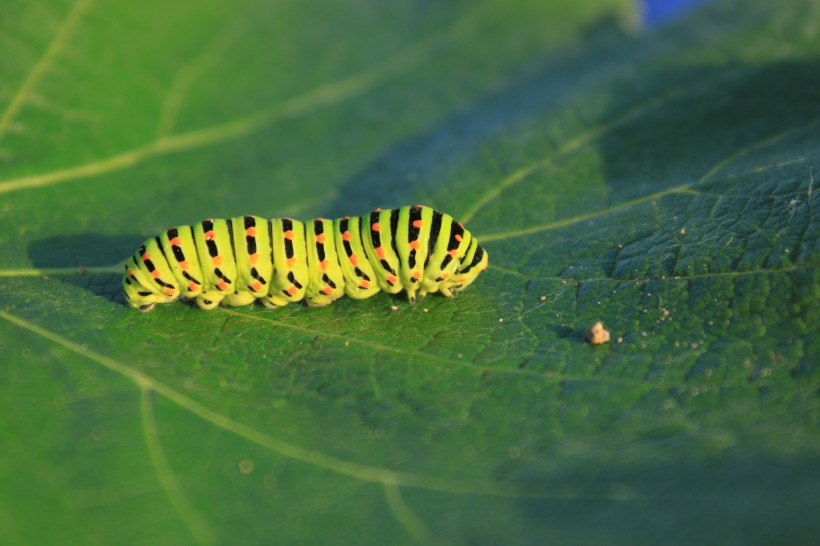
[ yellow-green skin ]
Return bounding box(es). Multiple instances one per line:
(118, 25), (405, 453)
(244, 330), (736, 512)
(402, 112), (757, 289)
(123, 206), (488, 311)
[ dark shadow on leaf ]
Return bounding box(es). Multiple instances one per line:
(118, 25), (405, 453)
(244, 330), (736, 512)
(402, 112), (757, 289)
(598, 61), (820, 198)
(503, 453), (820, 545)
(28, 234), (148, 303)
(318, 14), (643, 217)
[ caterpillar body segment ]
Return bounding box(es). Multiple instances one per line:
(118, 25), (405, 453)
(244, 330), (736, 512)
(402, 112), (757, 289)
(123, 206), (489, 312)
(334, 215), (381, 300)
(261, 218), (309, 308)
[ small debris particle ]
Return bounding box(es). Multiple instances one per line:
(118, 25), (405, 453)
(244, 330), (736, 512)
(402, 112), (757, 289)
(238, 459), (254, 474)
(423, 308), (429, 313)
(616, 337), (623, 343)
(539, 295), (547, 301)
(679, 227), (686, 235)
(498, 318), (504, 322)
(390, 305), (398, 311)
(344, 341), (349, 348)
(76, 266), (88, 274)
(585, 322), (610, 344)
(641, 331), (648, 337)
(617, 243), (623, 249)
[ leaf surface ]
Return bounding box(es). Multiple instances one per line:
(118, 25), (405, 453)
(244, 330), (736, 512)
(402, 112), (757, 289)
(1, 0), (819, 544)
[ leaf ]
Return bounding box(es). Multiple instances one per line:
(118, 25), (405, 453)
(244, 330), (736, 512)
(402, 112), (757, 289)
(1, 0), (819, 544)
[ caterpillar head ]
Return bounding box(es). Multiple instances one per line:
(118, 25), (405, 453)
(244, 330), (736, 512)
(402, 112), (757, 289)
(451, 244), (489, 293)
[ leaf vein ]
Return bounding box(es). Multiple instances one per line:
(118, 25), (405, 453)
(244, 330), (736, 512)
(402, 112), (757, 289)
(0, 0), (94, 140)
(140, 387), (218, 546)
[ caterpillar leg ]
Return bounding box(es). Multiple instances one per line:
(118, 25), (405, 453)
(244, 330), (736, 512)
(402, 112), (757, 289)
(223, 290), (257, 306)
(261, 294), (292, 308)
(196, 290), (225, 310)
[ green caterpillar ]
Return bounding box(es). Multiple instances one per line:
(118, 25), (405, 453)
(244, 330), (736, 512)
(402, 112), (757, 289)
(123, 205), (488, 311)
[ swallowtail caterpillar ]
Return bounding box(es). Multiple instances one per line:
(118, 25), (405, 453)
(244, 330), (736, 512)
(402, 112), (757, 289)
(123, 205), (488, 311)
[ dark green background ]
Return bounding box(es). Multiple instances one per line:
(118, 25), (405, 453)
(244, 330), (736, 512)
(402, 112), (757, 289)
(1, 0), (818, 544)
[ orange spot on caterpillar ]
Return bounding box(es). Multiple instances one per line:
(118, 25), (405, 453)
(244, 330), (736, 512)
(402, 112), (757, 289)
(205, 230), (215, 240)
(412, 270), (422, 280)
(342, 231), (351, 241)
(412, 220), (422, 228)
(374, 208), (381, 212)
(376, 246), (385, 259)
(440, 273), (450, 280)
(141, 252), (150, 261)
(454, 233), (462, 242)
(170, 237), (182, 246)
(322, 286), (333, 295)
(359, 280), (370, 289)
(320, 260), (328, 271)
(284, 230), (294, 240)
(248, 253), (259, 265)
(448, 249), (459, 258)
(151, 270), (161, 278)
(287, 285), (298, 296)
(251, 281), (263, 291)
(163, 288), (175, 296)
(386, 275), (397, 284)
(179, 260), (189, 270)
(457, 277), (466, 283)
(409, 240), (420, 250)
(316, 233), (326, 244)
(127, 269), (134, 276)
(371, 223), (380, 232)
(187, 282), (198, 292)
(286, 257), (296, 268)
(212, 256), (223, 266)
(217, 281), (229, 291)
(245, 226), (257, 237)
(349, 254), (358, 266)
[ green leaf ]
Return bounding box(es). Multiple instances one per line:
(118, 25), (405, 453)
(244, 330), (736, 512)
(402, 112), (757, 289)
(1, 0), (819, 544)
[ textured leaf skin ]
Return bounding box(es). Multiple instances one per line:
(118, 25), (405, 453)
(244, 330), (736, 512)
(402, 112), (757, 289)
(1, 0), (819, 545)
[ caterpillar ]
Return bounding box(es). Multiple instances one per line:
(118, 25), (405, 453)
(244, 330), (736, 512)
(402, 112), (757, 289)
(123, 205), (489, 311)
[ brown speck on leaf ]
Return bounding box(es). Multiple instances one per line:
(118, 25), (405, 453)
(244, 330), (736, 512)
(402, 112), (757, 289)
(77, 266), (88, 274)
(585, 322), (610, 344)
(679, 227), (686, 235)
(539, 295), (547, 301)
(390, 305), (398, 312)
